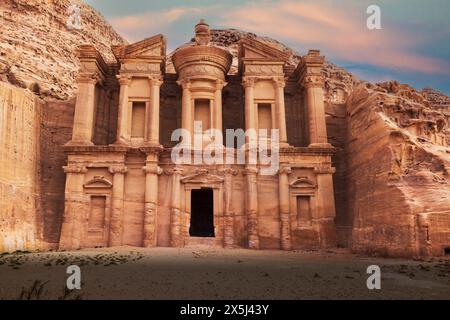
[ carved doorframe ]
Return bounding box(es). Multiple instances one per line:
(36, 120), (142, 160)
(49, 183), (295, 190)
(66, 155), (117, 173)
(82, 176), (113, 248)
(180, 172), (225, 246)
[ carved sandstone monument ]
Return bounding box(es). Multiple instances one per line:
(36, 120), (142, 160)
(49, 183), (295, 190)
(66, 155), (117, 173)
(59, 20), (337, 251)
(0, 1), (449, 257)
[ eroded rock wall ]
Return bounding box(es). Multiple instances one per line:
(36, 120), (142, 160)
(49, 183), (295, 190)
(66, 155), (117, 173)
(347, 83), (450, 257)
(39, 98), (75, 248)
(323, 62), (358, 246)
(0, 0), (126, 99)
(0, 82), (42, 251)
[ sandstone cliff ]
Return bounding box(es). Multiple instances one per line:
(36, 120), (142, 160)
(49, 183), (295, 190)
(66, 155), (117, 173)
(0, 0), (126, 100)
(0, 82), (42, 251)
(0, 2), (449, 256)
(0, 0), (125, 251)
(346, 82), (450, 256)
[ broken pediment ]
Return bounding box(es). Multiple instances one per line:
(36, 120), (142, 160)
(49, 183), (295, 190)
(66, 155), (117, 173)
(112, 34), (166, 61)
(239, 37), (290, 62)
(83, 176), (113, 189)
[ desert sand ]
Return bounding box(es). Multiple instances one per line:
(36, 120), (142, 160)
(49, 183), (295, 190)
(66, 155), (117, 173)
(0, 247), (449, 300)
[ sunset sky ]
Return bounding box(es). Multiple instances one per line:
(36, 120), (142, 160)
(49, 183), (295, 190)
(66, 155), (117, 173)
(85, 0), (450, 94)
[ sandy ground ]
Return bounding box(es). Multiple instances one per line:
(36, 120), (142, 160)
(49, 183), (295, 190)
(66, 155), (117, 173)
(0, 247), (449, 300)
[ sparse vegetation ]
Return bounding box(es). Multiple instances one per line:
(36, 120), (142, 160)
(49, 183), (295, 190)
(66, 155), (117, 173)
(0, 251), (144, 269)
(17, 280), (48, 300)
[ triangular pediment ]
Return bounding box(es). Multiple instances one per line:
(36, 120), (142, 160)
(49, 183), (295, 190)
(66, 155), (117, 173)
(239, 37), (290, 62)
(181, 172), (224, 185)
(112, 34), (166, 60)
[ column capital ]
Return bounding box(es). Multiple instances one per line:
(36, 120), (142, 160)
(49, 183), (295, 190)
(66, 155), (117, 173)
(76, 73), (100, 85)
(148, 75), (164, 87)
(109, 165), (128, 174)
(314, 164), (336, 174)
(301, 74), (324, 89)
(177, 79), (191, 90)
(143, 166), (163, 175)
(174, 167), (184, 175)
(63, 164), (88, 174)
(273, 76), (286, 88)
(117, 74), (132, 86)
(243, 166), (259, 176)
(218, 167), (238, 176)
(278, 167), (292, 175)
(242, 76), (256, 88)
(164, 167), (185, 176)
(215, 79), (228, 91)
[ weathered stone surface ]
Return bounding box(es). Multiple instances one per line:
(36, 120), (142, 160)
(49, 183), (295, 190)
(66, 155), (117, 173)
(0, 82), (42, 251)
(346, 83), (450, 257)
(56, 21), (337, 252)
(0, 0), (124, 251)
(0, 0), (125, 100)
(39, 98), (75, 248)
(0, 1), (449, 257)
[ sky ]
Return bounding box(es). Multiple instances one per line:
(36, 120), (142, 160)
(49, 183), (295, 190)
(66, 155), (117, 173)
(84, 0), (450, 95)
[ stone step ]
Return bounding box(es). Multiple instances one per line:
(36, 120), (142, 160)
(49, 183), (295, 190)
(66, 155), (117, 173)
(186, 236), (218, 247)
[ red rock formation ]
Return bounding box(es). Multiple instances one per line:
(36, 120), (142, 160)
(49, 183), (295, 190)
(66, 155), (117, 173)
(0, 0), (125, 251)
(0, 2), (449, 256)
(0, 0), (125, 100)
(346, 82), (450, 257)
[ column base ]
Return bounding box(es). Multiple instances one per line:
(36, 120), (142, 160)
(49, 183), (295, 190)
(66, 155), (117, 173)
(308, 142), (332, 148)
(113, 138), (131, 146)
(65, 140), (94, 147)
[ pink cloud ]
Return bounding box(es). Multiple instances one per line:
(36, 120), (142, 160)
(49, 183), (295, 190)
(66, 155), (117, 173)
(110, 6), (207, 42)
(218, 0), (450, 75)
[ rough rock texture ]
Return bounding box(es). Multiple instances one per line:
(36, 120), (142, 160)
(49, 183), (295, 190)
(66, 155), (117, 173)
(0, 2), (449, 255)
(420, 87), (450, 144)
(0, 0), (125, 100)
(0, 82), (42, 251)
(0, 0), (125, 251)
(39, 98), (74, 247)
(322, 63), (359, 245)
(347, 82), (450, 256)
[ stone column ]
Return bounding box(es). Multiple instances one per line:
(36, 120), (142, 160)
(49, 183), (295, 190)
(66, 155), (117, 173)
(214, 80), (226, 134)
(70, 75), (98, 145)
(298, 50), (330, 148)
(243, 77), (256, 139)
(109, 165), (128, 247)
(314, 164), (337, 247)
(148, 75), (163, 145)
(142, 163), (162, 247)
(245, 166), (259, 249)
(274, 77), (288, 145)
(304, 76), (328, 146)
(116, 74), (132, 144)
(221, 168), (237, 248)
(278, 167), (292, 250)
(179, 80), (193, 143)
(59, 164), (87, 250)
(170, 167), (183, 247)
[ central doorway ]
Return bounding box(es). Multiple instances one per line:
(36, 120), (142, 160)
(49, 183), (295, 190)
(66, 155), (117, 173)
(190, 188), (215, 237)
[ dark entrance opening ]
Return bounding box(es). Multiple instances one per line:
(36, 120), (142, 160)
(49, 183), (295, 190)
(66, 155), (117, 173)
(444, 247), (450, 255)
(190, 188), (215, 237)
